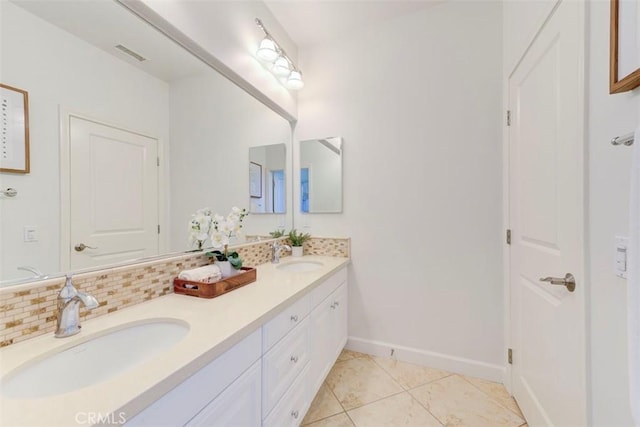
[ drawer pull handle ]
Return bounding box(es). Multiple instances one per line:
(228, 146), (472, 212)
(291, 355), (299, 363)
(330, 303), (336, 310)
(291, 410), (299, 419)
(290, 315), (299, 322)
(334, 301), (340, 307)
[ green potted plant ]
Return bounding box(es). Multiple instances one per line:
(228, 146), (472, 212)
(288, 229), (311, 257)
(269, 229), (285, 238)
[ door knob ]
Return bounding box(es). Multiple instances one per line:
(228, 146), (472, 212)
(74, 243), (97, 252)
(539, 273), (576, 292)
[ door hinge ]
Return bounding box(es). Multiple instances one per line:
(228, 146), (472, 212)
(157, 224), (160, 234)
(508, 348), (513, 365)
(506, 229), (511, 245)
(157, 156), (160, 167)
(506, 110), (511, 126)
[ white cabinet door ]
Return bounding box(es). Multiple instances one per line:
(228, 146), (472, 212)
(187, 361), (261, 427)
(310, 294), (334, 396)
(331, 283), (348, 357)
(309, 282), (348, 396)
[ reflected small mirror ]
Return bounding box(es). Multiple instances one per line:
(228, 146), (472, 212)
(249, 143), (286, 214)
(300, 137), (343, 213)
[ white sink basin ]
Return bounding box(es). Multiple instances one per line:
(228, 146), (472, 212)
(277, 261), (324, 273)
(1, 319), (189, 399)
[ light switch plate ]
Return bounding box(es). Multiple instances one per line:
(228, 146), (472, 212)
(23, 226), (38, 242)
(615, 236), (628, 279)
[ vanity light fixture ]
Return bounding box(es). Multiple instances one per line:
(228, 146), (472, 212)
(255, 18), (304, 90)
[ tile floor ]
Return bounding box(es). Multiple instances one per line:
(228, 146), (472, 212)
(302, 350), (527, 427)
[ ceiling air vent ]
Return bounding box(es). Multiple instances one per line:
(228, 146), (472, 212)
(114, 44), (146, 62)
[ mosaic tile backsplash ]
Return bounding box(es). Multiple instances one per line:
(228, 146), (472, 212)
(0, 237), (349, 348)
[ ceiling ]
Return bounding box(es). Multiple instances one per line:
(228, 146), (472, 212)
(264, 0), (445, 48)
(12, 0), (208, 82)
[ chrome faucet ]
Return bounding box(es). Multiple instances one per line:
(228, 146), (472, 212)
(55, 274), (99, 338)
(272, 240), (292, 264)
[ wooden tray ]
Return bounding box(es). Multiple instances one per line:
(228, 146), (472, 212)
(173, 267), (257, 299)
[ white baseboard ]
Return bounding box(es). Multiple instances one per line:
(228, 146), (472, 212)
(346, 336), (506, 384)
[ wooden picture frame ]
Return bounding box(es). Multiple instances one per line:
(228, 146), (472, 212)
(0, 83), (30, 173)
(610, 0), (640, 94)
(249, 161), (262, 198)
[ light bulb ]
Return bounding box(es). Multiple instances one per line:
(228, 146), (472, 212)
(286, 70), (304, 90)
(256, 38), (278, 62)
(272, 55), (291, 77)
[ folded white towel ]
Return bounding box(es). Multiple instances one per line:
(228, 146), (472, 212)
(178, 265), (222, 283)
(629, 126), (640, 427)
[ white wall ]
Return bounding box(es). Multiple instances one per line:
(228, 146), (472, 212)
(587, 1), (640, 425)
(295, 1), (504, 378)
(0, 2), (169, 281)
(133, 0), (298, 120)
(169, 72), (291, 251)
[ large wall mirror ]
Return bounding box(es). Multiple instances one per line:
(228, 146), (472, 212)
(0, 0), (292, 286)
(299, 137), (343, 213)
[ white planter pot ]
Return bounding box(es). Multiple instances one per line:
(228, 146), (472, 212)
(217, 260), (233, 278)
(291, 246), (304, 257)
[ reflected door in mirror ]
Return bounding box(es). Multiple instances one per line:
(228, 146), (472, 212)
(69, 117), (159, 270)
(249, 144), (286, 214)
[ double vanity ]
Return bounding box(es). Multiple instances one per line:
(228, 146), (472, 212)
(0, 255), (349, 426)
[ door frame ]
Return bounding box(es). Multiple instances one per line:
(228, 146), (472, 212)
(59, 107), (166, 272)
(502, 0), (588, 410)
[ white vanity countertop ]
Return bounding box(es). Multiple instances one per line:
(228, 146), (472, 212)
(0, 255), (350, 427)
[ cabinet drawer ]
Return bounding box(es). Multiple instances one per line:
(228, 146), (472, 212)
(311, 267), (347, 306)
(262, 317), (310, 417)
(263, 293), (311, 352)
(263, 364), (310, 427)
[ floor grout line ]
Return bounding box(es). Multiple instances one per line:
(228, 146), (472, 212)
(406, 390), (446, 427)
(458, 375), (526, 421)
(342, 389), (407, 412)
(369, 354), (457, 391)
(406, 373), (455, 391)
(302, 381), (347, 425)
(327, 380), (349, 413)
(302, 410), (346, 427)
(343, 409), (357, 427)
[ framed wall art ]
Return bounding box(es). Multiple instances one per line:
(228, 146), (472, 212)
(610, 0), (640, 94)
(0, 83), (30, 173)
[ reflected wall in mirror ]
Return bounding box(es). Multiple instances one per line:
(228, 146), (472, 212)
(299, 137), (343, 213)
(0, 0), (292, 286)
(249, 144), (286, 214)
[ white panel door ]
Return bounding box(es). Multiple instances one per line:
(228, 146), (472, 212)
(69, 117), (159, 270)
(508, 1), (586, 426)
